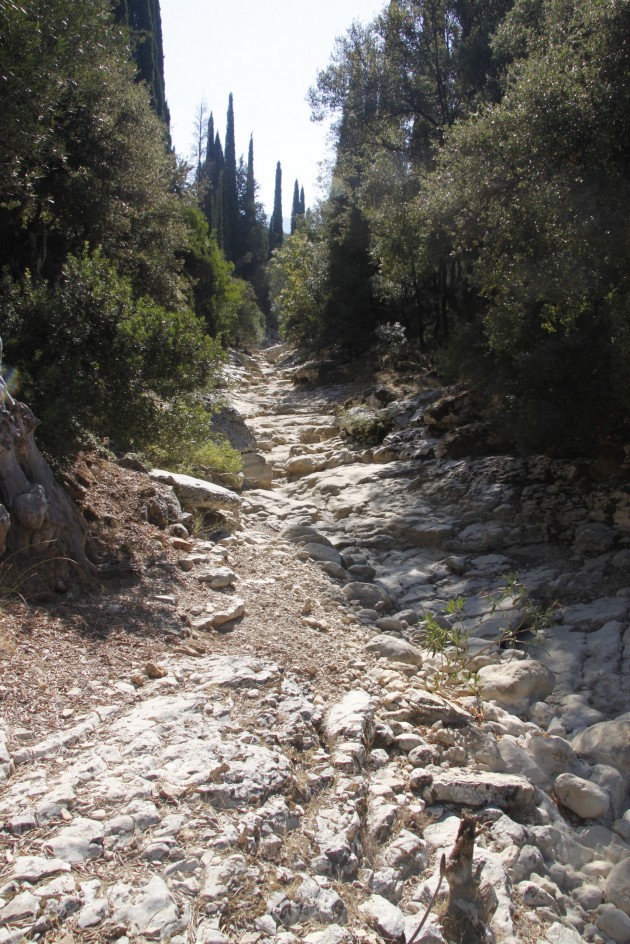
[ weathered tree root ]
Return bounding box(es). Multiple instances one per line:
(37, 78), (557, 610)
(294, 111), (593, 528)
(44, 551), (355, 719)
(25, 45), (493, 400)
(441, 813), (487, 944)
(0, 376), (95, 589)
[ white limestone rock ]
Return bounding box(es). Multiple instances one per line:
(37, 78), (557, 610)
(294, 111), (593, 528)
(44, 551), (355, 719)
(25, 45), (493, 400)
(572, 715), (630, 784)
(511, 844), (545, 883)
(295, 875), (347, 924)
(516, 880), (561, 913)
(578, 823), (630, 864)
(46, 818), (104, 864)
(381, 830), (429, 879)
(573, 522), (616, 555)
(325, 690), (374, 743)
(11, 856), (71, 883)
(597, 906), (630, 943)
(304, 926), (352, 944)
(242, 451), (273, 489)
(107, 875), (184, 940)
(554, 772), (610, 820)
(77, 897), (109, 929)
(364, 635), (423, 666)
(150, 469), (241, 515)
(606, 858), (630, 916)
(0, 892), (40, 923)
(496, 735), (548, 787)
(343, 581), (392, 609)
(417, 769), (535, 811)
(360, 895), (405, 943)
(193, 597), (245, 629)
(541, 922), (585, 943)
(477, 659), (555, 714)
(297, 543), (344, 566)
(197, 655), (281, 689)
(528, 733), (582, 782)
(196, 567), (237, 588)
(285, 455), (327, 478)
(561, 596), (628, 630)
(406, 688), (472, 725)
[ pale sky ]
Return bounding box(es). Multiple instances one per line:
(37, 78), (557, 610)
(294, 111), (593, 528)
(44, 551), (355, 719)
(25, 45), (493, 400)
(160, 0), (385, 218)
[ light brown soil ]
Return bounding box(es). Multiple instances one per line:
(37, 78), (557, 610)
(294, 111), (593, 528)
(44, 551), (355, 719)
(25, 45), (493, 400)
(0, 452), (369, 750)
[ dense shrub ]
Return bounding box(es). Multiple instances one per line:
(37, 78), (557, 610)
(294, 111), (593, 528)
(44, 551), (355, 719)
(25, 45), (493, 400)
(2, 250), (222, 458)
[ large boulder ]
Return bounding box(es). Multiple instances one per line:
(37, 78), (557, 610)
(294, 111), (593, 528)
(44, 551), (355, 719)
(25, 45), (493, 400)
(364, 635), (423, 667)
(343, 582), (392, 609)
(241, 452), (273, 490)
(572, 714), (630, 785)
(208, 403), (257, 452)
(477, 659), (555, 715)
(150, 470), (241, 521)
(554, 773), (610, 820)
(606, 858), (630, 917)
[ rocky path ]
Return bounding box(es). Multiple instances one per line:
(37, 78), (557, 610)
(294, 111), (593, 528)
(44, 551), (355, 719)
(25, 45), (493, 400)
(1, 346), (630, 944)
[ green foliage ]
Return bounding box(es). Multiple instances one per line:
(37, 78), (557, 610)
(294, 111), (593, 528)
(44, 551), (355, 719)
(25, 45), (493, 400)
(144, 399), (242, 478)
(322, 184), (378, 353)
(268, 228), (330, 352)
(113, 0), (170, 128)
(290, 179), (306, 235)
(418, 576), (552, 694)
(307, 0), (630, 455)
(0, 0), (185, 306)
(198, 104), (269, 319)
(338, 408), (396, 446)
(222, 93), (240, 263)
(375, 322), (408, 358)
(429, 0), (630, 453)
(2, 249), (222, 458)
(269, 162), (284, 255)
(233, 281), (266, 347)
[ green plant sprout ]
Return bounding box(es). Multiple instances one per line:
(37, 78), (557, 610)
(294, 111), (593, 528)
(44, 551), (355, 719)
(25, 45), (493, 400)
(417, 575), (555, 696)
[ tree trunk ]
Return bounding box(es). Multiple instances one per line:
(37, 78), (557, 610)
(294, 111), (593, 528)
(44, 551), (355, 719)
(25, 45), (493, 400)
(442, 814), (485, 944)
(0, 375), (94, 590)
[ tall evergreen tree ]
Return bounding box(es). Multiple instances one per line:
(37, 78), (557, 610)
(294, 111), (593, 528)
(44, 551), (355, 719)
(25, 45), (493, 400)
(200, 114), (220, 234)
(290, 180), (306, 233)
(237, 135), (269, 313)
(244, 135), (257, 235)
(222, 93), (240, 261)
(291, 180), (300, 234)
(113, 0), (170, 129)
(269, 161), (284, 254)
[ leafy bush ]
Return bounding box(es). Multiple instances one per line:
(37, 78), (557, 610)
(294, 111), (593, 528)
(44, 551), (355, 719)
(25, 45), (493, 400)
(182, 207), (265, 348)
(144, 399), (242, 478)
(375, 321), (409, 366)
(339, 407), (395, 446)
(268, 229), (330, 353)
(2, 249), (222, 458)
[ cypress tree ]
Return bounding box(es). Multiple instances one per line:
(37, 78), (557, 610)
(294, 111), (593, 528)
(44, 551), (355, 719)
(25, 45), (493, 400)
(206, 114), (215, 164)
(290, 180), (306, 233)
(214, 130), (224, 176)
(222, 93), (240, 262)
(113, 0), (170, 129)
(201, 114), (216, 231)
(236, 135), (270, 311)
(201, 128), (225, 244)
(244, 135), (257, 232)
(214, 170), (224, 250)
(290, 179), (300, 234)
(269, 161), (283, 254)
